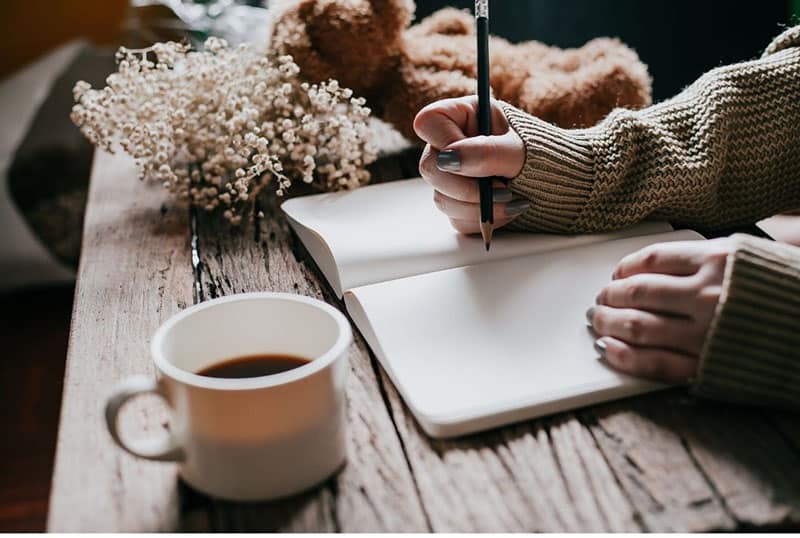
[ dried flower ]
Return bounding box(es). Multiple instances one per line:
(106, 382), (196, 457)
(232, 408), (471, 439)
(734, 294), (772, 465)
(71, 38), (377, 223)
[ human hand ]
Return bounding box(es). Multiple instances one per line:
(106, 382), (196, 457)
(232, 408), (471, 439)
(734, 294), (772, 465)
(587, 238), (735, 383)
(413, 96), (528, 234)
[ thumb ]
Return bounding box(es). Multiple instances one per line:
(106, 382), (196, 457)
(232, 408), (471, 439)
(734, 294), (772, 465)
(438, 131), (525, 179)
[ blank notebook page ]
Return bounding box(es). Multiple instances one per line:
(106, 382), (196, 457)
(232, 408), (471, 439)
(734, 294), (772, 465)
(345, 229), (703, 437)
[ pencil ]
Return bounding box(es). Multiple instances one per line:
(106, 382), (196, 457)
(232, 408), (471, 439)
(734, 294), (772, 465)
(475, 0), (493, 251)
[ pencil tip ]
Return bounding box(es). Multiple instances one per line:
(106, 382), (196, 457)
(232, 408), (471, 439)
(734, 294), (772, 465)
(480, 221), (493, 252)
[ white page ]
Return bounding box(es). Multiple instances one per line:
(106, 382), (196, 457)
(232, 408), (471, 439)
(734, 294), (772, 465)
(345, 229), (703, 438)
(282, 178), (672, 297)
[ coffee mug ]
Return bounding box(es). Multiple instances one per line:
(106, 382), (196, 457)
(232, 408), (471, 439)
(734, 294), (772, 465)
(105, 292), (352, 501)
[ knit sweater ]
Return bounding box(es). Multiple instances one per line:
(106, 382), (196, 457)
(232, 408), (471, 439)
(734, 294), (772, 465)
(501, 25), (800, 409)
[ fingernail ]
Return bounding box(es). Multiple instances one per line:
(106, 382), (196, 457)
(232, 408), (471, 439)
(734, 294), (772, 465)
(594, 338), (607, 358)
(595, 293), (602, 305)
(437, 150), (461, 172)
(505, 198), (530, 217)
(585, 306), (595, 325)
(493, 188), (513, 203)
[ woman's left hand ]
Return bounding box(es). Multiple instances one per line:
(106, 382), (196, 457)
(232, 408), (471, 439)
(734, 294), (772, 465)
(587, 238), (735, 383)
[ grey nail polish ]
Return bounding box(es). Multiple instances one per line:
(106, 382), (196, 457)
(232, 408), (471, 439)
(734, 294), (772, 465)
(594, 339), (607, 358)
(595, 293), (602, 305)
(437, 150), (461, 172)
(585, 306), (595, 325)
(493, 188), (513, 203)
(505, 198), (530, 217)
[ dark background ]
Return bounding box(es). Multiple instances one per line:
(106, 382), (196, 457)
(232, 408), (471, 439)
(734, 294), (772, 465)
(415, 0), (796, 101)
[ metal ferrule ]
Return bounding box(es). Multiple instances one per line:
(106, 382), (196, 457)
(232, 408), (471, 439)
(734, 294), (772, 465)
(475, 0), (488, 18)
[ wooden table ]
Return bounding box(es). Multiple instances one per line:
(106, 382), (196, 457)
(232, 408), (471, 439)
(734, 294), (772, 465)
(47, 129), (800, 532)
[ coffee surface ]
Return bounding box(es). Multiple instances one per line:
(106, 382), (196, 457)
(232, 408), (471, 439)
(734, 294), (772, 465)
(197, 354), (311, 379)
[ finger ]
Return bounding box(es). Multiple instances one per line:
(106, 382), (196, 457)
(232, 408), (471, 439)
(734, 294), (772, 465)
(595, 336), (698, 384)
(438, 130), (525, 179)
(449, 216), (517, 235)
(420, 145), (505, 202)
(597, 274), (698, 317)
(613, 241), (707, 280)
(588, 305), (705, 355)
(414, 96), (509, 149)
(434, 190), (530, 221)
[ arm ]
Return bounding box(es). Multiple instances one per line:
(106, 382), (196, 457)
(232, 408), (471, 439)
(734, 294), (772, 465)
(503, 26), (800, 234)
(693, 234), (800, 409)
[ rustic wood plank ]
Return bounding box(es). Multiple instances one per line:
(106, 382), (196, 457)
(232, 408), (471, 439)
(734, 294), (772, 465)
(191, 189), (429, 531)
(377, 368), (640, 532)
(49, 125), (800, 533)
(585, 392), (800, 531)
(581, 392), (736, 532)
(47, 151), (194, 531)
(671, 401), (800, 529)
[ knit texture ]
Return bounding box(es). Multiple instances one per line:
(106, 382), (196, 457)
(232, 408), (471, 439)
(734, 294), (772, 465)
(502, 25), (800, 235)
(500, 26), (800, 409)
(694, 234), (800, 409)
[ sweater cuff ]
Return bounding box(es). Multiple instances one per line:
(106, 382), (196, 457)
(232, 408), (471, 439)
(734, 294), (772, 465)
(500, 102), (596, 233)
(692, 234), (800, 409)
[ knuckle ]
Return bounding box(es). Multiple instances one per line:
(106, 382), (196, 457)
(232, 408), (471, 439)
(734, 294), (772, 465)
(622, 316), (645, 342)
(608, 342), (633, 367)
(625, 282), (647, 305)
(640, 249), (660, 271)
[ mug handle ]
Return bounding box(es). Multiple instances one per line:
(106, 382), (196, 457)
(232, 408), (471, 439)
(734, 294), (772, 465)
(105, 375), (185, 462)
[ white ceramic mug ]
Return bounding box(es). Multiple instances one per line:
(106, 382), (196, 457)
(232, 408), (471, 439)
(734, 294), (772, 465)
(105, 292), (352, 501)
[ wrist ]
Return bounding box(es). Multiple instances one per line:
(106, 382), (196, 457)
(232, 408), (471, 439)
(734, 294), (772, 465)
(693, 234), (800, 409)
(499, 101), (597, 233)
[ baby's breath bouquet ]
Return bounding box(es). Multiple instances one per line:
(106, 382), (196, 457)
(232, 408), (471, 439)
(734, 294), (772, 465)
(71, 38), (377, 224)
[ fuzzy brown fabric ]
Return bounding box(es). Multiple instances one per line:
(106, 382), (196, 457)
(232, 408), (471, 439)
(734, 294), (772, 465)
(271, 0), (652, 142)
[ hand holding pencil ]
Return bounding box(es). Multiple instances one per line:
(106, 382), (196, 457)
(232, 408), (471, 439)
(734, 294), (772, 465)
(414, 0), (530, 244)
(414, 96), (528, 235)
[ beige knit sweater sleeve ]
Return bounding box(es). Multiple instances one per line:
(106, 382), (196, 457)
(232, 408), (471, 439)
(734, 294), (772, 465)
(501, 25), (800, 235)
(500, 26), (800, 410)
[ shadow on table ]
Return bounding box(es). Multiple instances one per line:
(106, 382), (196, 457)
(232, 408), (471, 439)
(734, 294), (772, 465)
(410, 388), (800, 531)
(177, 477), (337, 532)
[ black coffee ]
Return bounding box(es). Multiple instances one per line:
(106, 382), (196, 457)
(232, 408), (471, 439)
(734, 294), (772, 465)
(197, 354), (311, 379)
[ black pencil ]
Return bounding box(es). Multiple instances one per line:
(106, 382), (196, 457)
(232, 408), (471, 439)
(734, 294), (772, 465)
(475, 0), (493, 251)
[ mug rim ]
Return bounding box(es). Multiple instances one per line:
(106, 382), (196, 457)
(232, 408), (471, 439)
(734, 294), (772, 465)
(150, 292), (352, 390)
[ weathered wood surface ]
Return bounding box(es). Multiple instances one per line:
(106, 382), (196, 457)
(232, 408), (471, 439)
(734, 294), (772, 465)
(49, 128), (800, 531)
(47, 151), (194, 531)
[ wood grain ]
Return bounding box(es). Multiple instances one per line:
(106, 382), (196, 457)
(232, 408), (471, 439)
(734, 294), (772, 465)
(189, 167), (428, 530)
(378, 366), (640, 532)
(671, 401), (800, 528)
(47, 151), (194, 531)
(582, 393), (736, 531)
(47, 130), (800, 532)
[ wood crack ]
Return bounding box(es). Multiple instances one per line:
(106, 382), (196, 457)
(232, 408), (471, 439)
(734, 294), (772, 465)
(367, 345), (434, 532)
(679, 436), (740, 529)
(190, 208), (204, 304)
(576, 411), (650, 531)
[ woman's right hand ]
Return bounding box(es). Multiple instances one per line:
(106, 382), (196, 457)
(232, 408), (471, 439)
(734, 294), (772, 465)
(413, 96), (529, 234)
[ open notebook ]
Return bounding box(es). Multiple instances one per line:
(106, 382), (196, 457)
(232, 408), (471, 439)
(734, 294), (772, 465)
(282, 178), (704, 437)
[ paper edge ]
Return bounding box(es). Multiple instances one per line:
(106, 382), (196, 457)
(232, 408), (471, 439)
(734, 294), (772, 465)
(282, 200), (345, 298)
(346, 228), (705, 438)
